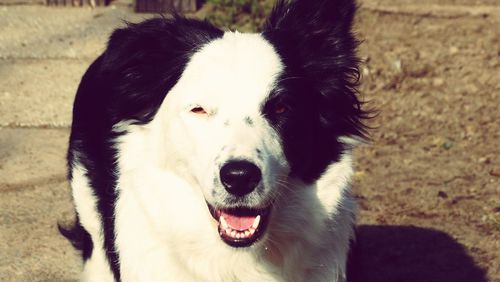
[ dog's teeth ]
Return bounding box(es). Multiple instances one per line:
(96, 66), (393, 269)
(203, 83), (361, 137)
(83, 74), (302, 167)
(219, 214), (262, 239)
(220, 216), (228, 229)
(252, 215), (261, 229)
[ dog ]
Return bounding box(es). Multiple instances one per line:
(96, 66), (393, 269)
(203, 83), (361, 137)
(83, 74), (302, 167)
(61, 0), (368, 281)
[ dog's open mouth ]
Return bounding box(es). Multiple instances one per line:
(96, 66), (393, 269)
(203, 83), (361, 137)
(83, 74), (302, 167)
(208, 204), (271, 247)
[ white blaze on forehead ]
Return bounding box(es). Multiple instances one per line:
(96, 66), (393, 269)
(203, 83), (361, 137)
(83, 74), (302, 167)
(170, 32), (284, 115)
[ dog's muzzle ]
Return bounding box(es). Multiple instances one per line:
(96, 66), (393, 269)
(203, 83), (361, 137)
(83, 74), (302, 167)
(207, 160), (271, 247)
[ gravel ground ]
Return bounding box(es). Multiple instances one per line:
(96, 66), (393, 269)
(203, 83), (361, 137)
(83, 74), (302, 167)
(351, 3), (500, 281)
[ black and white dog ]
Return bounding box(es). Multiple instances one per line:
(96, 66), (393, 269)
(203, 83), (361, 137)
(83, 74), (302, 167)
(62, 0), (368, 281)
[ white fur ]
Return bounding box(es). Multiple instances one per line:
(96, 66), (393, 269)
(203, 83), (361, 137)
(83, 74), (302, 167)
(71, 163), (115, 281)
(74, 32), (356, 281)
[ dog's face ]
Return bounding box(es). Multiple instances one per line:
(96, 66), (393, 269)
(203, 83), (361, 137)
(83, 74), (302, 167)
(100, 0), (366, 249)
(162, 33), (289, 247)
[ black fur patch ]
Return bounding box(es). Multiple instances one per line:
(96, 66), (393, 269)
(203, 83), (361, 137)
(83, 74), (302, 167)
(262, 0), (370, 183)
(63, 16), (223, 281)
(58, 217), (93, 260)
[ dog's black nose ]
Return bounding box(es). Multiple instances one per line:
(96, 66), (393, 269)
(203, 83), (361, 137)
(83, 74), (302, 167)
(220, 160), (262, 196)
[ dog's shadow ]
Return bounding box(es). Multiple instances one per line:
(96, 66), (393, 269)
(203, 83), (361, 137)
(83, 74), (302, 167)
(347, 225), (487, 282)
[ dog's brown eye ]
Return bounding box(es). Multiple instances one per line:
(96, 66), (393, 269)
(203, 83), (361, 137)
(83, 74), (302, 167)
(274, 103), (287, 114)
(191, 106), (207, 115)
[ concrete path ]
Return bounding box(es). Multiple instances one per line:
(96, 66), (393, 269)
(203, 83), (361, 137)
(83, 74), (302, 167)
(0, 129), (78, 281)
(0, 5), (150, 281)
(0, 5), (147, 128)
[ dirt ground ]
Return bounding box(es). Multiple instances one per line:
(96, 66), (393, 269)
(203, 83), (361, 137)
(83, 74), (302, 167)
(346, 3), (500, 282)
(0, 0), (498, 281)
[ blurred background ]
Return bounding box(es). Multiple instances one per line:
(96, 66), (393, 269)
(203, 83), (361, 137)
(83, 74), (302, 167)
(0, 0), (498, 281)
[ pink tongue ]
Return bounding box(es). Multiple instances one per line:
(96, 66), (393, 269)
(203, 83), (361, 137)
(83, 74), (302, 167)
(221, 212), (256, 231)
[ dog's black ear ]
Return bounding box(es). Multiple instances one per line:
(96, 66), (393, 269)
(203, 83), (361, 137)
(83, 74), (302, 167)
(265, 0), (357, 39)
(264, 0), (366, 139)
(263, 0), (368, 183)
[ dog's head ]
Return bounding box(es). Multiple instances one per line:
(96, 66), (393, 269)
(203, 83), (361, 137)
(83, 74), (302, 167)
(96, 0), (366, 248)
